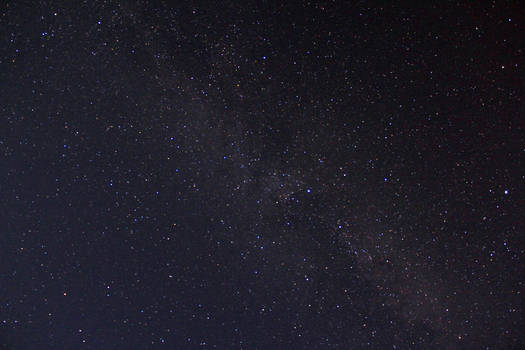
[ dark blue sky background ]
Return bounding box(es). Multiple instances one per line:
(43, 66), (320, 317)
(1, 1), (523, 349)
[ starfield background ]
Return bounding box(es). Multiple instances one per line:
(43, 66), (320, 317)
(1, 1), (523, 349)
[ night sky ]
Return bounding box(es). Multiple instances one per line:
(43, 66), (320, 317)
(1, 1), (523, 349)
